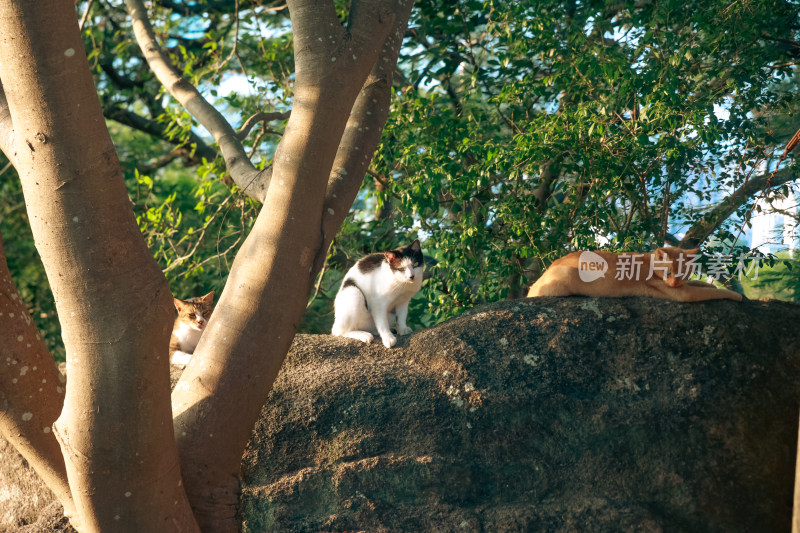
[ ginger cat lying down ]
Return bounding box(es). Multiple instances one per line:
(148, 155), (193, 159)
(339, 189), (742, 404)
(527, 247), (743, 302)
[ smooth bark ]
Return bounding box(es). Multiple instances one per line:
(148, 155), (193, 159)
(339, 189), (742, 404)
(170, 0), (414, 530)
(0, 230), (76, 524)
(319, 5), (413, 264)
(0, 83), (15, 167)
(0, 1), (198, 530)
(1, 0), (414, 530)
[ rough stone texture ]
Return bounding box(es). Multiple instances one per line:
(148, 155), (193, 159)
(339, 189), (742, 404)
(240, 297), (800, 532)
(0, 437), (66, 532)
(2, 297), (799, 531)
(14, 502), (75, 533)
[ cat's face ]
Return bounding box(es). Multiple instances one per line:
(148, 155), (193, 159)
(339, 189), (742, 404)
(174, 291), (215, 331)
(385, 240), (424, 283)
(653, 247), (699, 287)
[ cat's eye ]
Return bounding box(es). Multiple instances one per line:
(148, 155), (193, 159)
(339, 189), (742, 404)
(188, 313), (196, 319)
(413, 262), (420, 267)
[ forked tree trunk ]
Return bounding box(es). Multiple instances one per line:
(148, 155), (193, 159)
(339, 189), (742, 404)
(0, 0), (414, 530)
(0, 1), (198, 530)
(170, 1), (414, 530)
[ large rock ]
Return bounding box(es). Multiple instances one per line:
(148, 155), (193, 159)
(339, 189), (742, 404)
(2, 297), (798, 531)
(241, 297), (800, 532)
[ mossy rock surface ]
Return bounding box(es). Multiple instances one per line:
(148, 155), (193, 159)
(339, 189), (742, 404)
(241, 297), (800, 532)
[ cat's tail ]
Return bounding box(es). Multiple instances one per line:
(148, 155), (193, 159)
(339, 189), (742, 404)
(331, 314), (374, 343)
(334, 329), (374, 344)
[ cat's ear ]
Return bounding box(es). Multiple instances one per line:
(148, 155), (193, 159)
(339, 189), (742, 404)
(409, 239), (421, 252)
(653, 248), (669, 261)
(201, 291), (215, 304)
(173, 298), (185, 311)
(686, 247), (700, 255)
(384, 251), (398, 262)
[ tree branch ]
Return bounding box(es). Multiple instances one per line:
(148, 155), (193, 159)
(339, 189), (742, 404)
(237, 110), (290, 141)
(534, 161), (560, 213)
(319, 0), (414, 259)
(103, 105), (219, 163)
(78, 0), (95, 32)
(126, 0), (270, 201)
(680, 166), (798, 248)
(0, 81), (17, 167)
(99, 59), (146, 90)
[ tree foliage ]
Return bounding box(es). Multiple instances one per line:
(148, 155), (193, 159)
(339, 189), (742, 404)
(367, 0), (800, 319)
(5, 0), (798, 345)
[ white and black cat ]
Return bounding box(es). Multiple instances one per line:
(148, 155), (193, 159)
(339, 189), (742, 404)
(332, 240), (424, 348)
(169, 291), (214, 366)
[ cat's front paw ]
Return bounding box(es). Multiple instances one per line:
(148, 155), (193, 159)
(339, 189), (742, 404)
(396, 325), (412, 336)
(381, 333), (397, 348)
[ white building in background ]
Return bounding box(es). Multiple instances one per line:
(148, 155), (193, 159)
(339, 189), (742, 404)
(748, 188), (799, 254)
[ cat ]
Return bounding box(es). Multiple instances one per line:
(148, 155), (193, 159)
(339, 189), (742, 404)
(527, 247), (743, 302)
(332, 240), (425, 348)
(169, 291), (214, 366)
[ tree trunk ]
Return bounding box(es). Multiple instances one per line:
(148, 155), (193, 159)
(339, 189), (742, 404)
(0, 230), (76, 523)
(0, 1), (198, 530)
(170, 1), (414, 530)
(0, 0), (414, 530)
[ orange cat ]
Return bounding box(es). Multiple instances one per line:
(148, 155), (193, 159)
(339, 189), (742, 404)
(169, 291), (214, 366)
(527, 247), (742, 302)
